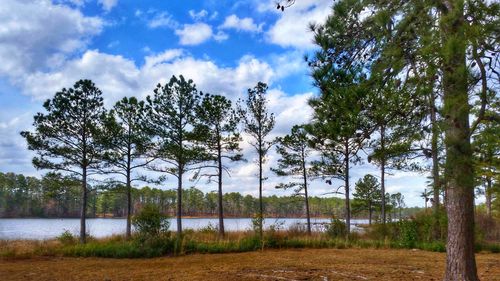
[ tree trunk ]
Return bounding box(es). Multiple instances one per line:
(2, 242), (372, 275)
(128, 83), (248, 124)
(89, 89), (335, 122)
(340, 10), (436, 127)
(368, 201), (372, 225)
(177, 171), (183, 236)
(258, 149), (264, 240)
(302, 151), (311, 235)
(380, 124), (386, 224)
(344, 139), (350, 236)
(217, 137), (225, 238)
(126, 166), (132, 239)
(485, 177), (492, 218)
(430, 89), (442, 240)
(80, 166), (87, 244)
(441, 0), (478, 279)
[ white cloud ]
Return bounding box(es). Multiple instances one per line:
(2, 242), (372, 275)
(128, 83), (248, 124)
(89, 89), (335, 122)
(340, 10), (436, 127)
(0, 0), (103, 79)
(213, 31), (229, 42)
(220, 15), (264, 33)
(189, 9), (208, 21)
(147, 11), (179, 29)
(175, 23), (213, 45)
(98, 0), (118, 12)
(265, 0), (331, 49)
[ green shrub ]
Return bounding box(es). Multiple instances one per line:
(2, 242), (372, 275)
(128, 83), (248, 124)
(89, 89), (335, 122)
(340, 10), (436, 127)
(57, 230), (77, 245)
(132, 204), (170, 238)
(251, 214), (264, 235)
(398, 220), (418, 248)
(325, 218), (346, 239)
(199, 222), (218, 234)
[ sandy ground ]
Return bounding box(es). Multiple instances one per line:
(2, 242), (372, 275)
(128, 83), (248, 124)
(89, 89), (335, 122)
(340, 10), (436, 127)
(0, 248), (498, 281)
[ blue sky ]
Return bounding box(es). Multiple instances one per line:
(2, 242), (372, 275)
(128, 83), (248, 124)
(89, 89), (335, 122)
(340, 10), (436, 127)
(0, 0), (437, 207)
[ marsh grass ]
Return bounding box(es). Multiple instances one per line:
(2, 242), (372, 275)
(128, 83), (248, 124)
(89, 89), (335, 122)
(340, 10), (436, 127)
(1, 226), (498, 259)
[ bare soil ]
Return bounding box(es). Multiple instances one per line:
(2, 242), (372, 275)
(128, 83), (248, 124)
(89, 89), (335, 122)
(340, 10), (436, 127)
(0, 248), (498, 281)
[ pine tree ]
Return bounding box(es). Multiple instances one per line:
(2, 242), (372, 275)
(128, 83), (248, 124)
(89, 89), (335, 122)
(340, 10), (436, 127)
(352, 175), (381, 225)
(146, 75), (208, 236)
(237, 82), (275, 240)
(272, 125), (313, 234)
(194, 93), (243, 237)
(100, 97), (158, 238)
(21, 79), (106, 243)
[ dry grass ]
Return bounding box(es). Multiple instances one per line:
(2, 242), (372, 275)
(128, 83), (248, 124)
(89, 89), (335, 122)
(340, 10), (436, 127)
(0, 248), (498, 281)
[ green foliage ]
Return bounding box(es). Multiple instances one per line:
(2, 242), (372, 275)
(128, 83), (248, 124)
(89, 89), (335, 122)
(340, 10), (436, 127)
(146, 75), (210, 235)
(325, 218), (346, 239)
(21, 79), (106, 243)
(398, 220), (418, 248)
(251, 214), (264, 236)
(20, 79), (106, 176)
(237, 82), (275, 235)
(57, 230), (77, 246)
(352, 175), (381, 223)
(132, 204), (170, 238)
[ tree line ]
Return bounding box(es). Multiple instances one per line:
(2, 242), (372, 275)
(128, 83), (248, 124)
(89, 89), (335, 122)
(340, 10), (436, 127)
(1, 171), (420, 220)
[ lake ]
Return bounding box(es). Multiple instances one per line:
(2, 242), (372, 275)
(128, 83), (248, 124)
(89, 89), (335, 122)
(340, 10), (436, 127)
(0, 218), (369, 240)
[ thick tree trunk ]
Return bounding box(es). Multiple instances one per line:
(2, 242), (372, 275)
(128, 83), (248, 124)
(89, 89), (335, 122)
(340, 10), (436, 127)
(80, 166), (87, 244)
(217, 138), (225, 238)
(380, 124), (386, 224)
(441, 0), (478, 279)
(344, 139), (350, 236)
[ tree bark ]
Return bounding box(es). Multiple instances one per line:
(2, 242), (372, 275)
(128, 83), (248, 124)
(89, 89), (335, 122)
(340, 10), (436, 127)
(126, 164), (132, 239)
(441, 0), (479, 279)
(258, 147), (264, 240)
(430, 89), (442, 240)
(368, 201), (372, 225)
(302, 149), (311, 235)
(177, 170), (183, 236)
(80, 166), (87, 244)
(344, 139), (350, 236)
(380, 124), (386, 224)
(485, 177), (492, 218)
(217, 136), (225, 238)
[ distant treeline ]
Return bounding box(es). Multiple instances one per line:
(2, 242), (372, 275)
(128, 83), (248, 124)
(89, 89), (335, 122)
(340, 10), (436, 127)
(0, 172), (420, 219)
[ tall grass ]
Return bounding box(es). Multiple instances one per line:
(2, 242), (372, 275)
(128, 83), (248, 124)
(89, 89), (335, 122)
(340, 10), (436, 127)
(1, 213), (499, 259)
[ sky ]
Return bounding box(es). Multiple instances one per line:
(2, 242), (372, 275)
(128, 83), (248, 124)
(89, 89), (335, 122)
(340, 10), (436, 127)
(0, 0), (438, 207)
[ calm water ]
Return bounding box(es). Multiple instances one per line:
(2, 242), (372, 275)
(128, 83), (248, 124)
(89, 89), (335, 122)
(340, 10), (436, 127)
(0, 218), (368, 240)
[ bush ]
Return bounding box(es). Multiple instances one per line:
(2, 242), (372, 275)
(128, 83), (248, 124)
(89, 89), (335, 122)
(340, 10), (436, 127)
(199, 223), (218, 235)
(398, 220), (418, 248)
(132, 204), (170, 238)
(251, 214), (264, 235)
(57, 230), (77, 245)
(325, 218), (346, 239)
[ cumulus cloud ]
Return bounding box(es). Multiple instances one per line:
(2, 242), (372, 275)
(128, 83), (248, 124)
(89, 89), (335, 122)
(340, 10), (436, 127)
(265, 0), (331, 49)
(220, 15), (264, 33)
(189, 9), (208, 21)
(0, 113), (37, 175)
(0, 0), (103, 79)
(146, 10), (180, 29)
(175, 23), (214, 45)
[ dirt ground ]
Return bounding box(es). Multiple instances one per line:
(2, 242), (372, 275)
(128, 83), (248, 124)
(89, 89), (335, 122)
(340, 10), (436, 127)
(0, 248), (498, 281)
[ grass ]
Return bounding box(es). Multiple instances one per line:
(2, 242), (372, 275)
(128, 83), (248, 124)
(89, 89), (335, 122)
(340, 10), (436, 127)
(1, 228), (499, 259)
